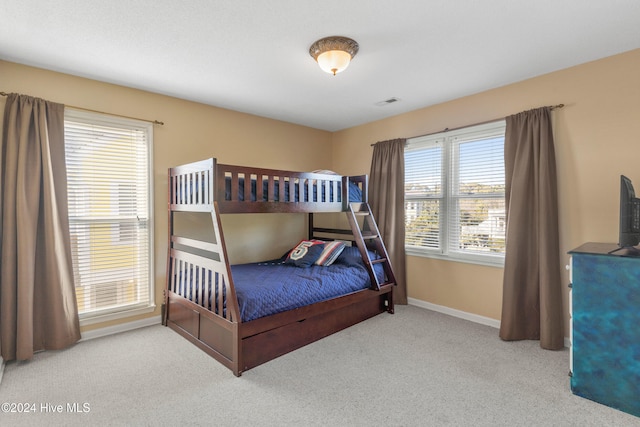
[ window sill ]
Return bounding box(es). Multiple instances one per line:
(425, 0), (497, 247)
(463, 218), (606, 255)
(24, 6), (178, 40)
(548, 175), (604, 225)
(405, 247), (504, 268)
(79, 304), (157, 327)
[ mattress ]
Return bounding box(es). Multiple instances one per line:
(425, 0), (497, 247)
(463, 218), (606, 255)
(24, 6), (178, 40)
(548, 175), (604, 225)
(174, 246), (383, 322)
(232, 247), (383, 321)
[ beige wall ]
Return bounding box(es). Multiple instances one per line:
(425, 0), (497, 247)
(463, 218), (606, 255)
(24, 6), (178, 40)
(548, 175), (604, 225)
(0, 60), (333, 332)
(3, 48), (640, 337)
(332, 48), (640, 336)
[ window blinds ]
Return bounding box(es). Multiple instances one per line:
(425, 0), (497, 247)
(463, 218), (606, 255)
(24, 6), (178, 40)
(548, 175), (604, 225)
(448, 133), (506, 255)
(405, 140), (442, 249)
(405, 121), (506, 263)
(64, 109), (153, 319)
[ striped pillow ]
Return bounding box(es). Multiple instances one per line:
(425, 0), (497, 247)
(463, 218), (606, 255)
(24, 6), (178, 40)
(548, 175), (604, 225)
(315, 241), (347, 266)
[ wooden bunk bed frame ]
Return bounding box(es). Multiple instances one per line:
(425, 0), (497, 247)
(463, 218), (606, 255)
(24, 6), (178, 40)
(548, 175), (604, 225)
(163, 158), (395, 376)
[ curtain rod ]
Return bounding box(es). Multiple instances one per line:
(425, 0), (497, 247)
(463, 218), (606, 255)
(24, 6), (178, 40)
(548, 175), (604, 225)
(371, 104), (564, 146)
(0, 91), (164, 125)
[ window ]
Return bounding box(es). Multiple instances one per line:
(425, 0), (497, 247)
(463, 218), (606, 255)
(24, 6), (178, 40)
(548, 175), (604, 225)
(405, 121), (506, 266)
(64, 109), (154, 324)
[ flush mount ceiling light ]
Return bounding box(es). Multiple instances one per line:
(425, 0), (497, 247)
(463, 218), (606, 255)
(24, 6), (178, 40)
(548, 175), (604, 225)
(309, 36), (359, 76)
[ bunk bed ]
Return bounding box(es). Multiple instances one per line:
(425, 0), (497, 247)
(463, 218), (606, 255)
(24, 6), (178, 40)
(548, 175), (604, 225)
(164, 158), (396, 376)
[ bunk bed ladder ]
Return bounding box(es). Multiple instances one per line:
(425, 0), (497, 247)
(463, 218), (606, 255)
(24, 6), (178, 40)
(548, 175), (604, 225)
(346, 202), (396, 290)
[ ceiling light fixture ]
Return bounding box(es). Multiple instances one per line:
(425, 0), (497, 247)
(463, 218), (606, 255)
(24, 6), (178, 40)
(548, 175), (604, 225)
(309, 36), (359, 76)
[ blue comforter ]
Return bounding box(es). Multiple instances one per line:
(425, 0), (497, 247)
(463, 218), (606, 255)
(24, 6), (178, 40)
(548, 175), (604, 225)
(231, 246), (383, 322)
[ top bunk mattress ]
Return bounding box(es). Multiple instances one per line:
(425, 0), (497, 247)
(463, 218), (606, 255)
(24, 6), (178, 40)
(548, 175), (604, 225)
(224, 176), (363, 203)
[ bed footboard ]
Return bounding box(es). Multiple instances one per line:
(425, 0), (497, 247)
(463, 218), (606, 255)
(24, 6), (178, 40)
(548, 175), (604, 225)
(166, 291), (241, 374)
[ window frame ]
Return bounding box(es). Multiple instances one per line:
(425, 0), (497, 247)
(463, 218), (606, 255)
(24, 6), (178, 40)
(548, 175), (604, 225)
(64, 108), (155, 325)
(405, 120), (506, 267)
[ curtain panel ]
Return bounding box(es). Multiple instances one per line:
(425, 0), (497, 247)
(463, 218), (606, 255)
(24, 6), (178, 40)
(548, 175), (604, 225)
(0, 93), (81, 361)
(500, 107), (564, 350)
(370, 138), (407, 304)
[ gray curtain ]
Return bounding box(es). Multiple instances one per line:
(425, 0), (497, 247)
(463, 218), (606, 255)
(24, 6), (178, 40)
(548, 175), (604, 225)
(1, 93), (81, 361)
(370, 138), (407, 304)
(500, 107), (564, 350)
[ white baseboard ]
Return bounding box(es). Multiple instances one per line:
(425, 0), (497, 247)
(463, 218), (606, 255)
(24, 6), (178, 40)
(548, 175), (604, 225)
(80, 316), (162, 342)
(407, 297), (570, 348)
(408, 297), (501, 329)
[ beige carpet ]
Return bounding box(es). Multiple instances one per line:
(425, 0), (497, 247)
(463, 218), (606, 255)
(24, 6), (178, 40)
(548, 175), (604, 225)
(1, 305), (638, 426)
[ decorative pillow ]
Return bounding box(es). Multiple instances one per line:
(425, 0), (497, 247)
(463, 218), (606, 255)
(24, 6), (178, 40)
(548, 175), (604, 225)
(284, 240), (325, 268)
(334, 246), (380, 267)
(315, 241), (346, 266)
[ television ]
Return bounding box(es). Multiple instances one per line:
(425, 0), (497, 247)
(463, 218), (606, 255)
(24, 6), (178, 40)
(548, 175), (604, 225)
(616, 175), (640, 253)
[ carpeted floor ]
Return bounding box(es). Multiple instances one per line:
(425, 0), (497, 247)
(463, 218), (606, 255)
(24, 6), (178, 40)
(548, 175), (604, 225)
(1, 305), (638, 426)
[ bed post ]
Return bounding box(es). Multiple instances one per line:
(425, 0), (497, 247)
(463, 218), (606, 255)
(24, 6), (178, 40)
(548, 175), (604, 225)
(163, 167), (174, 326)
(209, 200), (243, 375)
(308, 213), (314, 240)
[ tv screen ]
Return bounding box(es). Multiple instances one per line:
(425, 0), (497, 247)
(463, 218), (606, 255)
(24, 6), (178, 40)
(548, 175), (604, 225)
(618, 175), (640, 249)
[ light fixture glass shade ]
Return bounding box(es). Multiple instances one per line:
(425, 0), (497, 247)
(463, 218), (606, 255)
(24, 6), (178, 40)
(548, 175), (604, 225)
(317, 50), (352, 75)
(309, 36), (359, 76)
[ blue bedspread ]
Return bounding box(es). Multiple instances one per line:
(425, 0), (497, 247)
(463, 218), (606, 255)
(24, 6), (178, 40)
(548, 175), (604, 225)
(231, 247), (383, 322)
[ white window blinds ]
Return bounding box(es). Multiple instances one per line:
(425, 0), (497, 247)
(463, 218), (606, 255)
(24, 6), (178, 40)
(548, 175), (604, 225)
(405, 138), (443, 249)
(448, 129), (506, 257)
(405, 120), (506, 265)
(64, 109), (154, 322)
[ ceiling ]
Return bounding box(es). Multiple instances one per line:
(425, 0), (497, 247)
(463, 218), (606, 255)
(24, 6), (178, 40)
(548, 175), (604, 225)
(2, 1), (640, 132)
